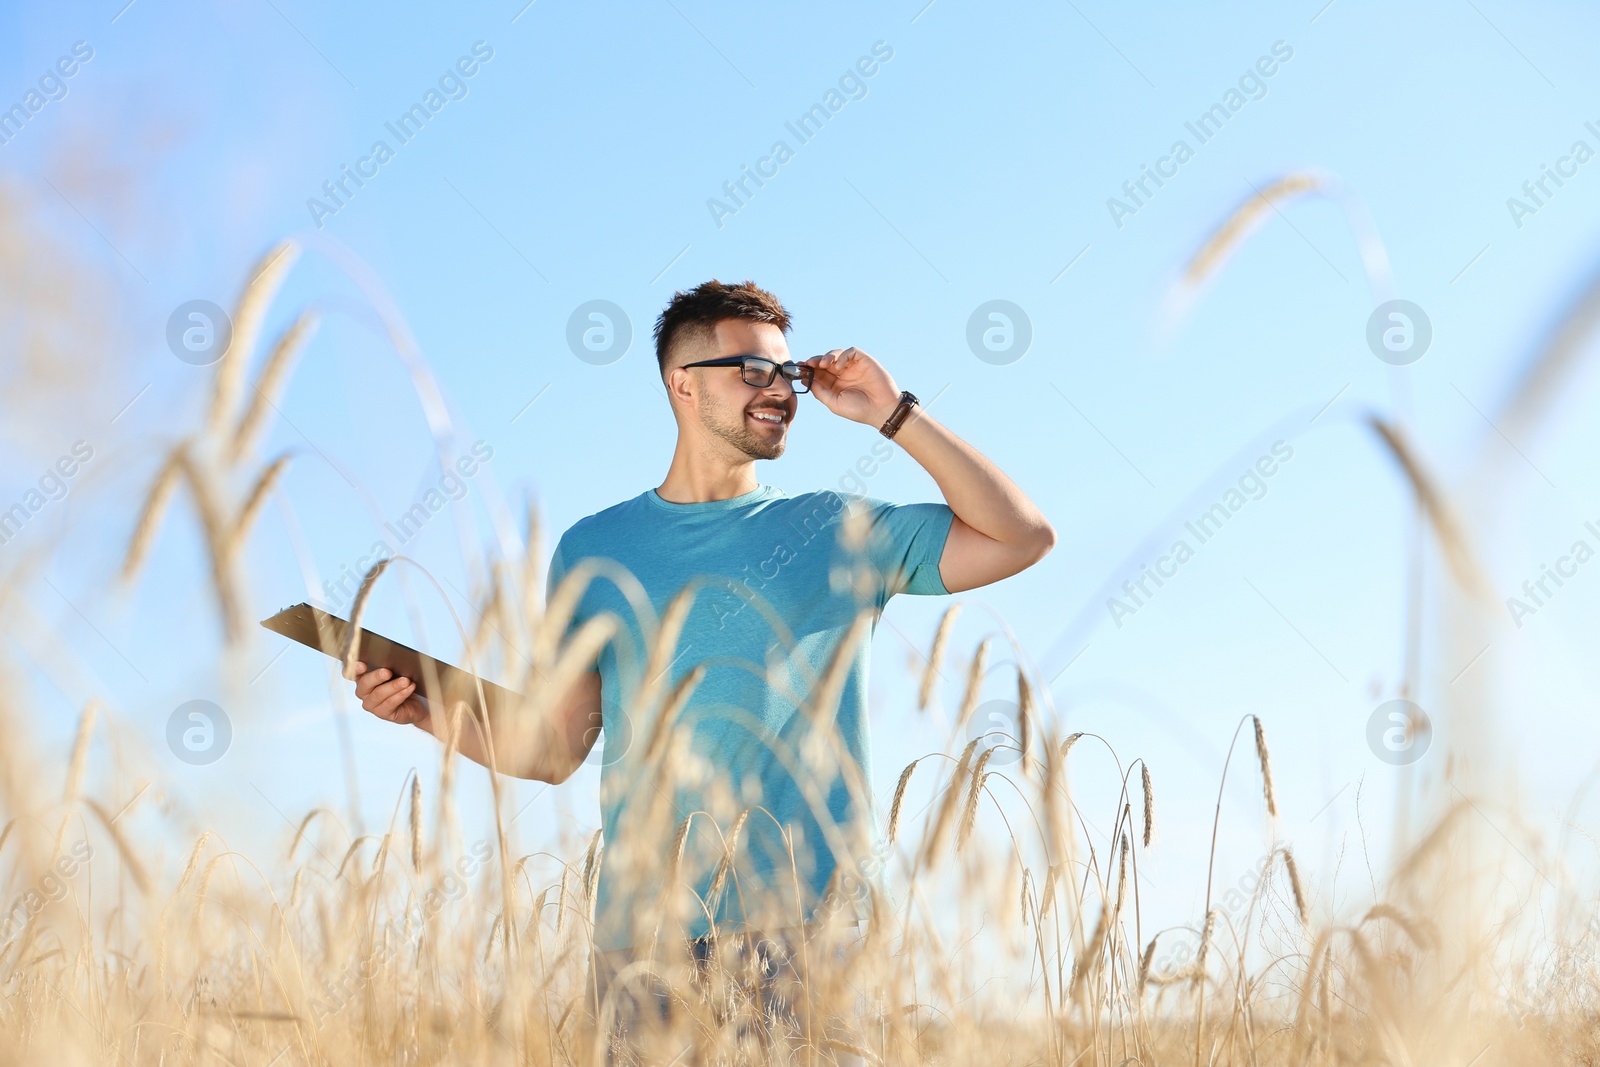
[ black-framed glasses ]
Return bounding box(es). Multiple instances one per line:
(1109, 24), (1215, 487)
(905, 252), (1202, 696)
(680, 355), (814, 393)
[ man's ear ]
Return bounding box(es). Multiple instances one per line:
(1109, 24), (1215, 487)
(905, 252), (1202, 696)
(665, 366), (694, 406)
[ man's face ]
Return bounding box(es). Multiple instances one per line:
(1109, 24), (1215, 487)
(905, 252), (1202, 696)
(672, 320), (798, 461)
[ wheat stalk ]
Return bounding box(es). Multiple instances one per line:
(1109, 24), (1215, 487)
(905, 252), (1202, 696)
(84, 799), (149, 894)
(1252, 715), (1277, 819)
(636, 585), (698, 717)
(1114, 831), (1130, 919)
(919, 604), (961, 710)
(338, 557), (394, 679)
(206, 240), (299, 441)
(1367, 415), (1489, 599)
(174, 832), (214, 900)
(1071, 901), (1110, 996)
(63, 701), (98, 803)
(172, 447), (243, 639)
(953, 638), (989, 736)
(580, 828), (603, 910)
(227, 452), (291, 561)
(227, 310), (320, 462)
(955, 747), (995, 853)
(641, 664), (707, 768)
(1138, 934), (1159, 996)
(1183, 173), (1322, 286)
(408, 775), (422, 874)
(1361, 903), (1436, 948)
(519, 502), (544, 660)
(1281, 846), (1309, 926)
(1141, 761), (1155, 848)
(1016, 667), (1034, 776)
(1195, 907), (1218, 977)
(705, 808), (750, 909)
(923, 738), (980, 865)
(886, 759), (919, 846)
(121, 452), (182, 582)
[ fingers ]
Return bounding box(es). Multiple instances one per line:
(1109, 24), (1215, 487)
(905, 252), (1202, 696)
(374, 684), (416, 720)
(354, 663), (388, 699)
(354, 666), (416, 715)
(807, 348), (864, 370)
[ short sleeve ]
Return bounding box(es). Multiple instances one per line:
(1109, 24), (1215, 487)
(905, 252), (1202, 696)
(855, 498), (955, 602)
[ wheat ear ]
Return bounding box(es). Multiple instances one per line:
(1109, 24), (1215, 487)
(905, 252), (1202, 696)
(1252, 715), (1277, 818)
(918, 604), (961, 710)
(206, 239), (299, 441)
(339, 557), (395, 680)
(408, 775), (422, 874)
(955, 748), (995, 852)
(953, 638), (989, 735)
(886, 759), (919, 846)
(121, 451), (181, 581)
(1141, 762), (1155, 847)
(923, 738), (980, 864)
(63, 701), (99, 803)
(227, 452), (291, 561)
(1280, 846), (1308, 926)
(227, 310), (320, 462)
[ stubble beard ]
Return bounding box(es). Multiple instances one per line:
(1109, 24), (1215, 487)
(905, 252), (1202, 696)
(703, 391), (787, 461)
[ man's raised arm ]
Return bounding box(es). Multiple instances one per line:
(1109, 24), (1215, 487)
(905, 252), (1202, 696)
(804, 347), (1056, 593)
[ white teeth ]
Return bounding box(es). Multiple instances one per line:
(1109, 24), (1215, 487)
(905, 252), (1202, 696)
(751, 412), (782, 423)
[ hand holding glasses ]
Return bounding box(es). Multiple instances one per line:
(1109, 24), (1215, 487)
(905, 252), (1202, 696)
(679, 354), (815, 394)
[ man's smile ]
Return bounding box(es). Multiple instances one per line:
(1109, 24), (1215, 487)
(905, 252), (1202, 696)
(748, 407), (787, 426)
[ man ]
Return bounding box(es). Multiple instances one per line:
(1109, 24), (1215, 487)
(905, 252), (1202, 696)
(351, 280), (1054, 1059)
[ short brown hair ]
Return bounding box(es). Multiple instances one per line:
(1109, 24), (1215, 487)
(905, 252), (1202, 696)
(652, 279), (792, 377)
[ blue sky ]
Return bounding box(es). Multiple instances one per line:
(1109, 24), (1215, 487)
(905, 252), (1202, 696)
(4, 0), (1600, 948)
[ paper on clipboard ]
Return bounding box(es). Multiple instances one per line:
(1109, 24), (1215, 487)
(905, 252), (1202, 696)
(260, 603), (520, 719)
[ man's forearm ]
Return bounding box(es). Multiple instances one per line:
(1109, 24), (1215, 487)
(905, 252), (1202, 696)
(406, 669), (602, 784)
(409, 703), (560, 781)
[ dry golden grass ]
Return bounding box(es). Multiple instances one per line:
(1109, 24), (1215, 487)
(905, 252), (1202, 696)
(7, 672), (1590, 1067)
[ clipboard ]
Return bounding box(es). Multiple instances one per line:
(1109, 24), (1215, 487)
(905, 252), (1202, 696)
(260, 603), (521, 719)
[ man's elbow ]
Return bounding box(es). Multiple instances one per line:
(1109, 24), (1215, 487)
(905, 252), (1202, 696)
(532, 757), (579, 785)
(1024, 519), (1056, 566)
(507, 754), (573, 785)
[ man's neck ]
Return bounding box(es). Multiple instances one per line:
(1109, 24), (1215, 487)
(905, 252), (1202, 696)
(656, 441), (760, 504)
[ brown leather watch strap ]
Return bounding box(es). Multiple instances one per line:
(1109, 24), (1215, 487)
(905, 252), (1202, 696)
(879, 390), (919, 439)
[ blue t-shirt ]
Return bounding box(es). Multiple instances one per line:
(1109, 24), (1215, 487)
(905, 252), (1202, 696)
(545, 484), (954, 951)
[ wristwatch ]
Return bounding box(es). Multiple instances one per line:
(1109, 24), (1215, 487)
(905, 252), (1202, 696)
(879, 390), (919, 439)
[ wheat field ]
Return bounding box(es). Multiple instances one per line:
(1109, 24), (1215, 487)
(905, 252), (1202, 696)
(2, 186), (1598, 1067)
